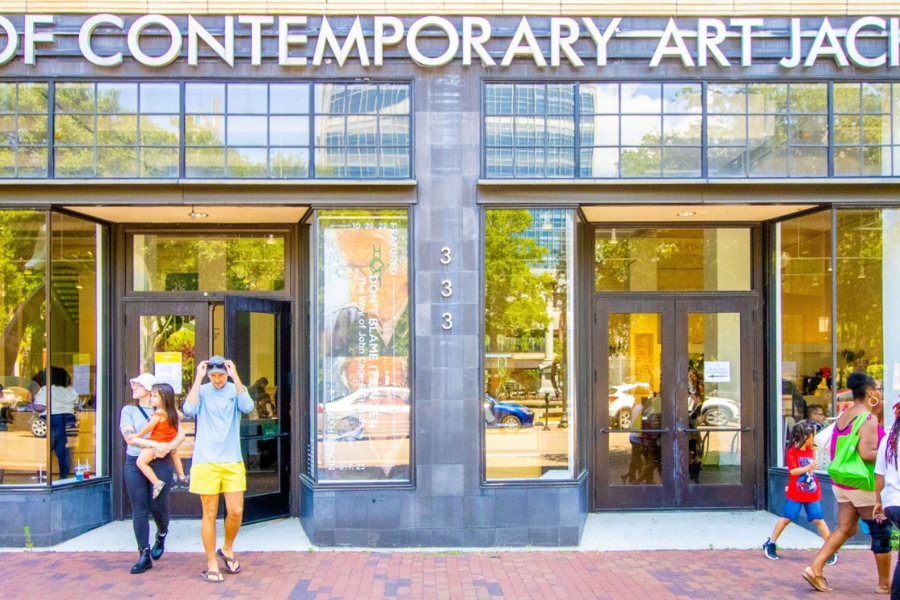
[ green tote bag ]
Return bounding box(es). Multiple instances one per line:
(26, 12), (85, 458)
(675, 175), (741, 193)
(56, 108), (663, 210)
(827, 413), (876, 491)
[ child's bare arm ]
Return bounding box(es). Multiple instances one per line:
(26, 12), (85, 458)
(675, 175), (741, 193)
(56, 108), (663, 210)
(789, 460), (820, 476)
(134, 414), (162, 438)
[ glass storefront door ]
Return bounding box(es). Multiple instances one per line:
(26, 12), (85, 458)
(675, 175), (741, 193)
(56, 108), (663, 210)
(123, 299), (291, 521)
(594, 297), (756, 509)
(224, 296), (291, 523)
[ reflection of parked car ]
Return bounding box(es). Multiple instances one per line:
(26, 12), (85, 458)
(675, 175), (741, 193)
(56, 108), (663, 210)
(484, 395), (534, 430)
(318, 387), (410, 440)
(609, 383), (652, 429)
(699, 396), (740, 426)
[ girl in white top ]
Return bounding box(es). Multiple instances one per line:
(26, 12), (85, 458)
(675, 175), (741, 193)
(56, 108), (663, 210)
(33, 367), (79, 480)
(873, 399), (900, 598)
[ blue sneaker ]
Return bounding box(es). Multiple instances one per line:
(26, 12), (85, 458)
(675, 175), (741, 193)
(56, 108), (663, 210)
(763, 538), (779, 560)
(826, 552), (838, 566)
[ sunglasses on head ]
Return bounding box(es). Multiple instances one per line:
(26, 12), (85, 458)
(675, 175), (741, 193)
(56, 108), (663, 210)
(208, 362), (226, 370)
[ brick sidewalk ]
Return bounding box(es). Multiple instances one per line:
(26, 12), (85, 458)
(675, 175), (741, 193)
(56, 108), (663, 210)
(0, 549), (884, 599)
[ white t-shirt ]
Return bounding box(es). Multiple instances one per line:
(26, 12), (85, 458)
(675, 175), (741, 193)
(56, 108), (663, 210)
(874, 436), (900, 507)
(33, 385), (79, 415)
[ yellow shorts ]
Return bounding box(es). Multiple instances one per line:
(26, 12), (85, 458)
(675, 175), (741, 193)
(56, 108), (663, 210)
(189, 462), (246, 495)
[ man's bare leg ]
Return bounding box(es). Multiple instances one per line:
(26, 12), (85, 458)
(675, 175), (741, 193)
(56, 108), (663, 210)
(199, 494), (220, 572)
(221, 491), (244, 566)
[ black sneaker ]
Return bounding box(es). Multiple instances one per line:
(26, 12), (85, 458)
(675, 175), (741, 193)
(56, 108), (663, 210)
(763, 539), (779, 560)
(826, 552), (838, 566)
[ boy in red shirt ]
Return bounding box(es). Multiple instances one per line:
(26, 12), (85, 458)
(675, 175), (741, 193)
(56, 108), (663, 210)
(763, 422), (836, 563)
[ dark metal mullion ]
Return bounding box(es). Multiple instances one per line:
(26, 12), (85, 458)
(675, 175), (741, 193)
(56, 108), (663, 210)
(571, 85), (584, 178)
(309, 84), (315, 179)
(744, 84), (750, 178)
(47, 81), (55, 178)
(827, 81), (834, 177)
(701, 82), (708, 179)
(375, 85), (382, 177)
(223, 84), (229, 176)
(179, 82), (186, 178)
(136, 83), (142, 177)
(13, 83), (19, 178)
(92, 83), (98, 177)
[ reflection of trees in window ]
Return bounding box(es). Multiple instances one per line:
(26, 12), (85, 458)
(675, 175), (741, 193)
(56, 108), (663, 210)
(484, 210), (552, 353)
(0, 211), (46, 379)
(0, 83), (49, 177)
(136, 235), (285, 292)
(836, 210), (884, 384)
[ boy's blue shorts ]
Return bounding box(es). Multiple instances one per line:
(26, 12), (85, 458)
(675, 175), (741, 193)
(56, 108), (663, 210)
(782, 498), (824, 522)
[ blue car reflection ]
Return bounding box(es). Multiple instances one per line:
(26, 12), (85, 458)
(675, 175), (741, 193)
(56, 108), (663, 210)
(484, 395), (534, 431)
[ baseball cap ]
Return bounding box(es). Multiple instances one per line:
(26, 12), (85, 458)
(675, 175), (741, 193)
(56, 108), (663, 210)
(130, 373), (157, 391)
(207, 356), (227, 375)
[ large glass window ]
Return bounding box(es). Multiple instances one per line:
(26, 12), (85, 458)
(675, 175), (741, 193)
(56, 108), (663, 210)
(54, 82), (180, 178)
(185, 82), (309, 178)
(0, 211), (106, 486)
(775, 211), (833, 467)
(314, 83), (411, 178)
(0, 211), (47, 484)
(595, 228), (751, 292)
(484, 209), (575, 480)
(834, 83), (893, 176)
(773, 208), (900, 467)
(132, 233), (286, 292)
(579, 83), (702, 178)
(708, 83), (828, 177)
(49, 213), (104, 483)
(315, 210), (410, 482)
(484, 83), (575, 178)
(0, 82), (49, 178)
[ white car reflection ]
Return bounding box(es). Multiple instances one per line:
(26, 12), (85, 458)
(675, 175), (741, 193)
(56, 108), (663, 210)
(699, 396), (740, 426)
(318, 387), (410, 441)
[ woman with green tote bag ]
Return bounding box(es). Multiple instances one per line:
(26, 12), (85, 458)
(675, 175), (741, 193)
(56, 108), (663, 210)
(803, 372), (890, 594)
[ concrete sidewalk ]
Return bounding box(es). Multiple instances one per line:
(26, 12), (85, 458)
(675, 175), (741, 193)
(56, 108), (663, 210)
(3, 510), (829, 553)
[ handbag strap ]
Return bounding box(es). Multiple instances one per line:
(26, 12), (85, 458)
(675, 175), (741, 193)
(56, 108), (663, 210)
(136, 404), (151, 422)
(849, 413), (869, 437)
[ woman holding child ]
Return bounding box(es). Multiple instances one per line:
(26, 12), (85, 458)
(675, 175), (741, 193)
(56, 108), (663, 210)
(119, 373), (185, 575)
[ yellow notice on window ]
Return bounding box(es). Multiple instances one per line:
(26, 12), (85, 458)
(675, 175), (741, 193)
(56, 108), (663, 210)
(154, 352), (183, 394)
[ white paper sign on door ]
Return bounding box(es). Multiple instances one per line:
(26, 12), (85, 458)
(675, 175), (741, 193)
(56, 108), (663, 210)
(154, 352), (183, 394)
(704, 361), (731, 383)
(72, 353), (91, 395)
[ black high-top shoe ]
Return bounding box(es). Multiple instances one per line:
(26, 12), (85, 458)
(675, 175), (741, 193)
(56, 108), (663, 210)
(131, 547), (153, 574)
(150, 531), (167, 560)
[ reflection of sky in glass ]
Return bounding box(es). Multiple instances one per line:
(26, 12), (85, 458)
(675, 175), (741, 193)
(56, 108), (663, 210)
(663, 83), (701, 114)
(580, 84), (618, 114)
(185, 84), (225, 114)
(140, 84), (180, 114)
(621, 84), (661, 114)
(227, 84), (267, 114)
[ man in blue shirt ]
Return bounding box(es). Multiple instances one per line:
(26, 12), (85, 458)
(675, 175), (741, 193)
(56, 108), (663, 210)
(183, 356), (254, 583)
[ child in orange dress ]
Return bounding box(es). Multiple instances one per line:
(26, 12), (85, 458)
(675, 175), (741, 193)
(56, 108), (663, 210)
(135, 383), (188, 499)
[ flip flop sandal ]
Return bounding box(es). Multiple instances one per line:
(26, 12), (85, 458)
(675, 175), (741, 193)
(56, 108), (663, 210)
(217, 548), (241, 574)
(201, 570), (224, 583)
(802, 567), (832, 593)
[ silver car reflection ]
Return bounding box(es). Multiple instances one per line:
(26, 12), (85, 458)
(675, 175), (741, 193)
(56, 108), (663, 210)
(318, 387), (410, 441)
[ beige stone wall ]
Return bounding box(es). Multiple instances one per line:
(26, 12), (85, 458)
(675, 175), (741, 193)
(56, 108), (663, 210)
(2, 0), (899, 16)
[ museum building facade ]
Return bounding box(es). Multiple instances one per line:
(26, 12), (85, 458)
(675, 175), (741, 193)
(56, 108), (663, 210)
(0, 2), (898, 547)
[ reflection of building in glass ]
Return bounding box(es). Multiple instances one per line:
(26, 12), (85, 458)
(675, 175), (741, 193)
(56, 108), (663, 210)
(315, 84), (410, 179)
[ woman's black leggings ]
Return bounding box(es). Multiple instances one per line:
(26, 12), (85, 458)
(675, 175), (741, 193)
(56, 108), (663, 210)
(124, 454), (174, 550)
(882, 507), (900, 598)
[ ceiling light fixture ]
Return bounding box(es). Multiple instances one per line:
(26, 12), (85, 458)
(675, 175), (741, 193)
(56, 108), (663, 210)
(188, 205), (208, 219)
(610, 229), (618, 244)
(676, 211), (696, 217)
